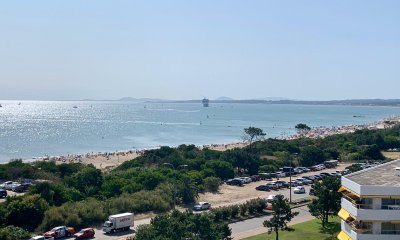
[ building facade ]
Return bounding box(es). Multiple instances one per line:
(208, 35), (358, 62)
(338, 160), (400, 240)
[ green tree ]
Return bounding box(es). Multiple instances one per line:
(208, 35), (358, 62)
(243, 127), (266, 151)
(134, 210), (231, 240)
(68, 166), (103, 196)
(308, 177), (341, 227)
(295, 123), (311, 134)
(263, 195), (298, 240)
(203, 160), (234, 180)
(299, 146), (326, 166)
(5, 195), (49, 231)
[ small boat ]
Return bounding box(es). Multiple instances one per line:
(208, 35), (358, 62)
(73, 106), (78, 109)
(18, 102), (21, 105)
(0, 104), (2, 107)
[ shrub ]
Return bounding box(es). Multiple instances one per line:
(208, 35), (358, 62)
(0, 226), (31, 240)
(212, 208), (223, 222)
(203, 176), (221, 192)
(239, 203), (248, 216)
(221, 207), (231, 220)
(230, 205), (239, 218)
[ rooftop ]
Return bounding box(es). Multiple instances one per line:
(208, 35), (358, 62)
(346, 159), (400, 187)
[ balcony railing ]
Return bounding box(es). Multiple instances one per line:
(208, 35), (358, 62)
(381, 229), (400, 235)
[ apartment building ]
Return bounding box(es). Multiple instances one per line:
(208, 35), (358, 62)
(338, 159), (400, 240)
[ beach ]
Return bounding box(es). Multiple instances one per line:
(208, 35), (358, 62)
(24, 116), (400, 170)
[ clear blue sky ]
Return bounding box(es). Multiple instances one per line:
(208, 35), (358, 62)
(0, 1), (399, 100)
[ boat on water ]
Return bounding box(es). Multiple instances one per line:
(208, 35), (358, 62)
(73, 106), (78, 109)
(202, 98), (209, 107)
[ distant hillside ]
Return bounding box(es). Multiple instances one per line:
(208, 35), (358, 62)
(215, 96), (234, 101)
(162, 98), (400, 107)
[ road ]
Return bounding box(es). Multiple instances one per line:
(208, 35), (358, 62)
(230, 206), (313, 239)
(86, 185), (315, 240)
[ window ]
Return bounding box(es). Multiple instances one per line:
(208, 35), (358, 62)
(382, 222), (400, 235)
(382, 198), (400, 210)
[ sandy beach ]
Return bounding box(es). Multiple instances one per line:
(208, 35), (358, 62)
(24, 116), (400, 170)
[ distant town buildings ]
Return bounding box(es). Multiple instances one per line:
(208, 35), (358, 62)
(338, 159), (400, 240)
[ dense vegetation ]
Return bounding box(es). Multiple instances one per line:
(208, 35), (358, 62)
(0, 125), (399, 236)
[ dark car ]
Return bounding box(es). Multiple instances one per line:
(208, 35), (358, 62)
(302, 176), (316, 183)
(226, 179), (243, 186)
(13, 183), (31, 192)
(319, 172), (333, 178)
(276, 181), (289, 188)
(0, 189), (7, 198)
(250, 175), (261, 182)
(255, 185), (270, 191)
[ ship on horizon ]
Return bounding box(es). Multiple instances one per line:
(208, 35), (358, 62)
(202, 98), (209, 107)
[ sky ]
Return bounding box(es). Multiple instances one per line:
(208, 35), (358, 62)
(0, 1), (399, 101)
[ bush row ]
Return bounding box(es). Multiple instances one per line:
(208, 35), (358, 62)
(211, 198), (267, 222)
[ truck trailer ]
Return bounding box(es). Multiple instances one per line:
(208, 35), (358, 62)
(102, 212), (134, 234)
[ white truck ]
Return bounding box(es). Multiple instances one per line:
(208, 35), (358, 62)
(102, 212), (134, 234)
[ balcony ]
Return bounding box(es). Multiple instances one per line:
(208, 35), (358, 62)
(341, 221), (400, 240)
(341, 198), (400, 221)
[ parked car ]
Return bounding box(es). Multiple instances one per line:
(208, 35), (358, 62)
(319, 172), (333, 178)
(13, 183), (31, 192)
(4, 182), (19, 190)
(250, 175), (261, 182)
(294, 179), (305, 186)
(226, 179), (243, 186)
(0, 181), (12, 189)
(298, 167), (311, 172)
(45, 226), (75, 238)
(294, 186), (306, 194)
(238, 177), (252, 184)
(259, 173), (272, 180)
(255, 184), (270, 191)
(293, 167), (303, 174)
(302, 176), (316, 183)
(275, 171), (286, 178)
(300, 177), (313, 185)
(288, 181), (298, 187)
(193, 202), (211, 211)
(73, 228), (95, 239)
(265, 194), (277, 203)
(266, 182), (279, 190)
(313, 175), (322, 180)
(0, 189), (7, 198)
(276, 181), (289, 188)
(30, 236), (54, 240)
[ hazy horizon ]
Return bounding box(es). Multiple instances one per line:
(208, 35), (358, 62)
(1, 1), (399, 101)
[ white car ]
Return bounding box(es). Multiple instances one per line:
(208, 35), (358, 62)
(238, 177), (252, 184)
(30, 236), (54, 240)
(193, 202), (211, 211)
(294, 186), (306, 194)
(265, 194), (277, 202)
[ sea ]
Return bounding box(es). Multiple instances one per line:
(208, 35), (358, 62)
(0, 100), (400, 163)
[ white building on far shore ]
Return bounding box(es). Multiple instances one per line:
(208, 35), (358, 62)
(338, 159), (400, 240)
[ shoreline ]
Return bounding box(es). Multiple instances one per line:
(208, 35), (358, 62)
(12, 115), (400, 169)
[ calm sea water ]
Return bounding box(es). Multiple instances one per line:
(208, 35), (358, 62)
(0, 100), (399, 163)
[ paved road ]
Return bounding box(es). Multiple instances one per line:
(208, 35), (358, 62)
(230, 206), (313, 239)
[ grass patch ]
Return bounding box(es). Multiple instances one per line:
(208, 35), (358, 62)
(382, 151), (400, 160)
(243, 216), (340, 240)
